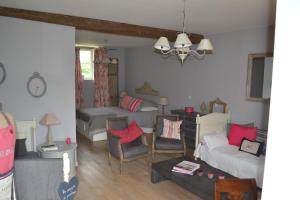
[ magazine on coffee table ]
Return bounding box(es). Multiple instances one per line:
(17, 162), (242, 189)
(172, 160), (200, 175)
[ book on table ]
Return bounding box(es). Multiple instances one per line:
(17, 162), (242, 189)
(172, 160), (200, 175)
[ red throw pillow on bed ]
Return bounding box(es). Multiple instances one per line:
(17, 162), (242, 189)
(128, 98), (143, 112)
(109, 121), (143, 144)
(119, 95), (133, 109)
(228, 124), (257, 147)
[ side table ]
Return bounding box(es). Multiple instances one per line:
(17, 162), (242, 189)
(37, 141), (77, 177)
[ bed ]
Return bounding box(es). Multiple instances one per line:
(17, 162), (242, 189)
(193, 113), (265, 188)
(76, 107), (158, 140)
(76, 82), (159, 141)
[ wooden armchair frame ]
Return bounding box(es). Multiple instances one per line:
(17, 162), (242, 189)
(106, 117), (150, 174)
(152, 115), (186, 161)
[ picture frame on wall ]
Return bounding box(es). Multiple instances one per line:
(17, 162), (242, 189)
(0, 62), (6, 85)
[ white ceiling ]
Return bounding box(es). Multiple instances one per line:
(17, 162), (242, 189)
(0, 0), (276, 47)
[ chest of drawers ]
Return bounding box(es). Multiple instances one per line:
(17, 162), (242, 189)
(171, 109), (202, 150)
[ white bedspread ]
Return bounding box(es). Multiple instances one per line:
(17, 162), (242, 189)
(200, 144), (265, 188)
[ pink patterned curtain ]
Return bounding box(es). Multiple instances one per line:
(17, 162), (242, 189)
(75, 47), (84, 108)
(93, 48), (110, 107)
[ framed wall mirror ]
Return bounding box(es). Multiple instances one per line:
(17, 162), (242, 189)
(209, 98), (227, 113)
(246, 53), (273, 101)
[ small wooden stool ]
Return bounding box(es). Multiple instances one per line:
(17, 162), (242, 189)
(214, 179), (257, 200)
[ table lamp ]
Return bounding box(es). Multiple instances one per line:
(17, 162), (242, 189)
(40, 113), (60, 145)
(159, 96), (168, 114)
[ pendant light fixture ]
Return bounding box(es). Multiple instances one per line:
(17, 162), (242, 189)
(154, 0), (213, 64)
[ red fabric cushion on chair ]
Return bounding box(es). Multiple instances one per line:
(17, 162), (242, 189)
(125, 121), (144, 143)
(228, 124), (257, 147)
(109, 121), (143, 144)
(109, 128), (128, 139)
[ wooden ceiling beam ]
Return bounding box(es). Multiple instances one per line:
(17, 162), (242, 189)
(0, 6), (203, 43)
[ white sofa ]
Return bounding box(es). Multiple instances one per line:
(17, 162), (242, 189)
(193, 113), (266, 188)
(199, 143), (265, 188)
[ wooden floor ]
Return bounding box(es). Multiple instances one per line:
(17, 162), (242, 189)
(74, 135), (201, 200)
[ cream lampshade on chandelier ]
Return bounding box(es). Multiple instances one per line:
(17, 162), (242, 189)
(154, 0), (213, 64)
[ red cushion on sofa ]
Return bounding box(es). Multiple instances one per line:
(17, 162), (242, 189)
(228, 124), (257, 147)
(109, 121), (143, 144)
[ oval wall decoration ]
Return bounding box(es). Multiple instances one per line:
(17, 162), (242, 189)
(0, 62), (6, 85)
(27, 72), (47, 98)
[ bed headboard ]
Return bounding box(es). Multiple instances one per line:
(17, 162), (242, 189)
(135, 82), (159, 96)
(195, 113), (230, 147)
(15, 120), (37, 152)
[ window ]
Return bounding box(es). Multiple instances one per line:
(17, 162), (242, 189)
(80, 49), (94, 80)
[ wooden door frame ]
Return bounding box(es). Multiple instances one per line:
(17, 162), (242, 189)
(108, 58), (119, 106)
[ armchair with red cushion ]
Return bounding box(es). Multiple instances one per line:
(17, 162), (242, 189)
(106, 117), (150, 174)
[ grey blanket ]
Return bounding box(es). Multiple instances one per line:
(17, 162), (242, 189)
(77, 107), (158, 132)
(77, 108), (116, 133)
(14, 155), (63, 200)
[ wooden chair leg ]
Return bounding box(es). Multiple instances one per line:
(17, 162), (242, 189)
(108, 152), (112, 167)
(146, 155), (149, 167)
(152, 151), (155, 162)
(145, 157), (149, 174)
(147, 155), (152, 175)
(119, 160), (123, 174)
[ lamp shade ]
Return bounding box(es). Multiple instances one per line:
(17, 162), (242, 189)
(197, 39), (214, 51)
(154, 37), (171, 51)
(174, 33), (192, 48)
(159, 97), (168, 106)
(40, 113), (60, 126)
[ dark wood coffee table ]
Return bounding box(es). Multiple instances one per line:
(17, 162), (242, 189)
(151, 157), (237, 200)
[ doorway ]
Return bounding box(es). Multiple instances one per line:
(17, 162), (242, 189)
(108, 59), (119, 106)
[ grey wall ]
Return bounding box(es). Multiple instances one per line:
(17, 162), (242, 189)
(82, 48), (126, 107)
(0, 17), (76, 144)
(125, 27), (274, 129)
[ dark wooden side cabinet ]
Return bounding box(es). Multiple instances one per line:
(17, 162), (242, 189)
(171, 109), (200, 150)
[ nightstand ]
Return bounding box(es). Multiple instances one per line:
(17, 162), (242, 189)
(37, 141), (77, 177)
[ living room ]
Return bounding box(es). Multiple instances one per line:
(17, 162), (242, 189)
(0, 0), (299, 200)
